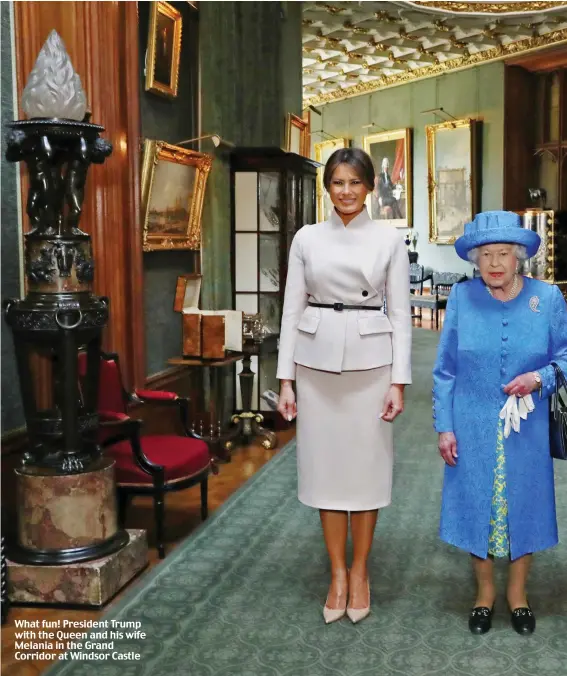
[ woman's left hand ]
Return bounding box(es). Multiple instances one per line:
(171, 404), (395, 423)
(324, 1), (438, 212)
(381, 384), (404, 423)
(503, 372), (539, 397)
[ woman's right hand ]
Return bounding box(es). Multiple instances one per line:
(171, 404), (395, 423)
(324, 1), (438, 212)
(277, 381), (297, 422)
(439, 432), (458, 466)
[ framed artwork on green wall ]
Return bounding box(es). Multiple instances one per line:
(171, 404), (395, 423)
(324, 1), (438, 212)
(314, 137), (350, 222)
(426, 118), (480, 244)
(285, 113), (309, 157)
(141, 140), (212, 251)
(145, 1), (183, 98)
(363, 128), (412, 229)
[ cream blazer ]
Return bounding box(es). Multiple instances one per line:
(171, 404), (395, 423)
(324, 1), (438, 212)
(276, 207), (412, 382)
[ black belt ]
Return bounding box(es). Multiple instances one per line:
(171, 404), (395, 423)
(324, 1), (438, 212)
(308, 302), (382, 312)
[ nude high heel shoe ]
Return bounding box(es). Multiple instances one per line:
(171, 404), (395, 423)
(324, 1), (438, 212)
(346, 579), (370, 624)
(323, 578), (348, 624)
(323, 600), (347, 624)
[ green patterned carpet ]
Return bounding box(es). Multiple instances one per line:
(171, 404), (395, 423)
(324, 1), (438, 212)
(47, 329), (567, 676)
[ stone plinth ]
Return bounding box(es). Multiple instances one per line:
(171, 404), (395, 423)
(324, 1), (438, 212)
(7, 530), (148, 606)
(16, 458), (118, 552)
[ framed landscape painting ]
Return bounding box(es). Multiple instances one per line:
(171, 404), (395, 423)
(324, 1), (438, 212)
(141, 140), (212, 251)
(363, 128), (412, 228)
(426, 118), (480, 244)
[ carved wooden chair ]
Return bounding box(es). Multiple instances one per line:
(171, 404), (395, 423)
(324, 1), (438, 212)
(409, 271), (467, 328)
(409, 263), (433, 321)
(78, 351), (213, 559)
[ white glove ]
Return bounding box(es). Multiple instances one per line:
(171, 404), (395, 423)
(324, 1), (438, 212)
(499, 394), (535, 438)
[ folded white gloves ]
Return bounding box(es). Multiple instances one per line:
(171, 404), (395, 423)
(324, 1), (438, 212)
(499, 394), (535, 438)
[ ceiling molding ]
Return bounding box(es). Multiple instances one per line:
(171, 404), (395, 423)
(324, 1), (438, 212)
(407, 2), (567, 14)
(302, 1), (567, 106)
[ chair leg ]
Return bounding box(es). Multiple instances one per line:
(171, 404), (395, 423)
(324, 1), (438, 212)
(117, 490), (130, 527)
(154, 489), (166, 559)
(200, 477), (208, 521)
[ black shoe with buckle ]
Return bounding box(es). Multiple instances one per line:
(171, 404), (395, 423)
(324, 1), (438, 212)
(468, 606), (493, 635)
(510, 606), (535, 635)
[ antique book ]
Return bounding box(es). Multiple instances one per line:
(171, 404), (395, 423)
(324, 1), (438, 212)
(175, 273), (243, 357)
(174, 274), (201, 312)
(201, 315), (225, 359)
(182, 313), (202, 357)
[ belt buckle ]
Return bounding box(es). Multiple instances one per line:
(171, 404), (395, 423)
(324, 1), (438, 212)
(333, 302), (344, 312)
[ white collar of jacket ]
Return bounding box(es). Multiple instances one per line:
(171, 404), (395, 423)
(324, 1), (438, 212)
(329, 206), (373, 229)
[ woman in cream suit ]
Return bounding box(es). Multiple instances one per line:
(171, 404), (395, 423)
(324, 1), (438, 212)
(277, 148), (412, 624)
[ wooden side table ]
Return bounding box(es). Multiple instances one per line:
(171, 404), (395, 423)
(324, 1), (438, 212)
(227, 337), (278, 451)
(167, 353), (244, 460)
(168, 340), (278, 454)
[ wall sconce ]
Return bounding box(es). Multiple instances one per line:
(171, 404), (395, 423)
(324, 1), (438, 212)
(362, 122), (387, 132)
(176, 134), (235, 149)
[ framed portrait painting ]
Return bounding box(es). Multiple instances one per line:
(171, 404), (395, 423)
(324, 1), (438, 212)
(363, 128), (412, 228)
(314, 138), (350, 222)
(145, 1), (182, 98)
(427, 118), (480, 244)
(141, 140), (212, 251)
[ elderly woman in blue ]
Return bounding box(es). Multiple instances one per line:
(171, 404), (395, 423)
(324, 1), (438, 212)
(433, 211), (567, 637)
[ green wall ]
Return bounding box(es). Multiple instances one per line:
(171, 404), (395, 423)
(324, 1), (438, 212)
(312, 62), (505, 276)
(199, 1), (302, 311)
(139, 1), (200, 377)
(139, 1), (303, 376)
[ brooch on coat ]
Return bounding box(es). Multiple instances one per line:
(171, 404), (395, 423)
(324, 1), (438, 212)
(529, 296), (540, 313)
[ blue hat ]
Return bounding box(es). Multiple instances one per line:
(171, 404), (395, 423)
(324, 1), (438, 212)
(454, 210), (541, 261)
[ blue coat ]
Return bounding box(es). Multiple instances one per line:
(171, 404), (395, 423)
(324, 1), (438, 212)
(433, 277), (567, 560)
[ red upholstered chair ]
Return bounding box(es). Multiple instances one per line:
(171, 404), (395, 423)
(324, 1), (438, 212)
(78, 351), (213, 559)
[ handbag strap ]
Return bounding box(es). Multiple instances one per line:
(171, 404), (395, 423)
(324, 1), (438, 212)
(550, 362), (567, 416)
(551, 362), (567, 393)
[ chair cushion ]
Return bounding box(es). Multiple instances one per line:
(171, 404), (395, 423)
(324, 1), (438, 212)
(410, 295), (437, 309)
(108, 435), (210, 485)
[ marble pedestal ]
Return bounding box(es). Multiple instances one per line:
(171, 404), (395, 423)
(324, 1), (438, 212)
(7, 529), (148, 606)
(12, 458), (128, 564)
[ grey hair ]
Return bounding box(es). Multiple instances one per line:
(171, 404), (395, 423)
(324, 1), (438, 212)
(468, 244), (528, 266)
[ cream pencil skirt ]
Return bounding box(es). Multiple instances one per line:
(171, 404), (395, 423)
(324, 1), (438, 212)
(295, 363), (393, 512)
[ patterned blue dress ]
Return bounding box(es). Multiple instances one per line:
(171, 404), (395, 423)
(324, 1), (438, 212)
(487, 421), (509, 558)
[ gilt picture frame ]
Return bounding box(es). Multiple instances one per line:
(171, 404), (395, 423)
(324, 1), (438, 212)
(145, 1), (183, 98)
(314, 138), (350, 222)
(363, 128), (412, 229)
(427, 118), (479, 244)
(141, 140), (212, 252)
(285, 113), (309, 157)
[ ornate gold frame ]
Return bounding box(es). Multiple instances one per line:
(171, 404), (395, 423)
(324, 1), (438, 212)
(426, 118), (478, 244)
(363, 128), (413, 228)
(314, 137), (350, 221)
(285, 113), (309, 156)
(145, 1), (183, 98)
(141, 140), (212, 252)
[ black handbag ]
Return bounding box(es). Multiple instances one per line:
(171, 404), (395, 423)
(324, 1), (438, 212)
(550, 362), (567, 460)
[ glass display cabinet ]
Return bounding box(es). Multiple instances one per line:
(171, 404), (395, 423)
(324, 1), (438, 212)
(231, 148), (319, 413)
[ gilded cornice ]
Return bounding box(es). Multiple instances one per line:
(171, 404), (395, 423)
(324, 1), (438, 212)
(303, 28), (567, 107)
(409, 1), (567, 12)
